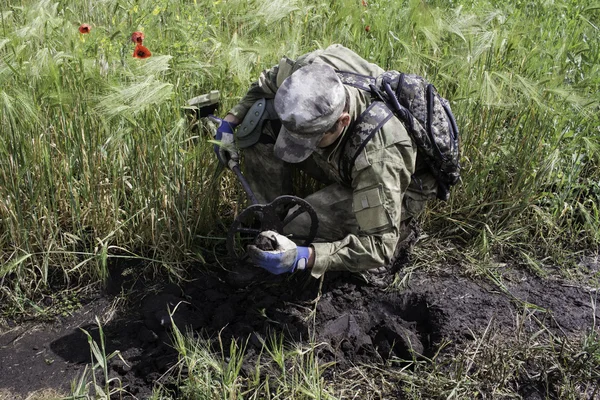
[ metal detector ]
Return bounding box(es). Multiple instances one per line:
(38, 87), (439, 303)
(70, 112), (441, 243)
(186, 91), (319, 260)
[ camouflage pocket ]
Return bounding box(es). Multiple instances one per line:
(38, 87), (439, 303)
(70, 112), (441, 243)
(403, 171), (438, 220)
(403, 194), (427, 220)
(352, 185), (391, 233)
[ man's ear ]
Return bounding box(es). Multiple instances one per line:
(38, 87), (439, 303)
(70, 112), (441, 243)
(340, 112), (351, 127)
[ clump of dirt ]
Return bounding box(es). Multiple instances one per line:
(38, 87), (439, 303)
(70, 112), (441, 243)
(253, 233), (278, 251)
(0, 260), (598, 398)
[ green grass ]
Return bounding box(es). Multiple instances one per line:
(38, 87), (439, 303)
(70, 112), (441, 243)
(0, 0), (598, 307)
(168, 329), (336, 400)
(395, 314), (600, 399)
(76, 317), (127, 399)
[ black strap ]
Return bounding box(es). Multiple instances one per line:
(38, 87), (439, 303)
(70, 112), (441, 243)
(338, 101), (393, 183)
(336, 70), (399, 184)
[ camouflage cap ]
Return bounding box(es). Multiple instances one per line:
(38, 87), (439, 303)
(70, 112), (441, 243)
(274, 63), (345, 163)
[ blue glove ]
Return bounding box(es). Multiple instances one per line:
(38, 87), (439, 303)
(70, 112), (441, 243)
(209, 115), (238, 166)
(247, 231), (310, 275)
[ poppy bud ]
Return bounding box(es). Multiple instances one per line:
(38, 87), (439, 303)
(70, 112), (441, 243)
(131, 31), (145, 44)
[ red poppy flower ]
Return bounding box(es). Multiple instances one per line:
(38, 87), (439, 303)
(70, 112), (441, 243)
(131, 31), (145, 44)
(79, 24), (91, 34)
(365, 25), (371, 32)
(133, 44), (152, 59)
(362, 0), (368, 6)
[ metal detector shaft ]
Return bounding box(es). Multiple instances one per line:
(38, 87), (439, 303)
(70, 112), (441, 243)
(228, 160), (259, 205)
(185, 90), (319, 258)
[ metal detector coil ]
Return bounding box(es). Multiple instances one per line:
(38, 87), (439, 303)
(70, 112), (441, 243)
(225, 163), (319, 260)
(188, 91), (320, 260)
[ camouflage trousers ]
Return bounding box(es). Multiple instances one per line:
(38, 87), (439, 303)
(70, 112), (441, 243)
(240, 116), (438, 265)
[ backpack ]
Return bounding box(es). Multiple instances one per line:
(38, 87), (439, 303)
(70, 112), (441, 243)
(336, 70), (460, 201)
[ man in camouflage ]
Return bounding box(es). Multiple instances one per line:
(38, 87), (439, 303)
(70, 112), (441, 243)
(211, 44), (438, 278)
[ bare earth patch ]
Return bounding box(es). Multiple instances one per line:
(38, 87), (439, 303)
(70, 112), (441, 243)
(0, 260), (598, 398)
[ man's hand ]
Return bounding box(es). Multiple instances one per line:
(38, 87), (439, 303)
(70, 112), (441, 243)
(209, 115), (239, 166)
(247, 231), (310, 275)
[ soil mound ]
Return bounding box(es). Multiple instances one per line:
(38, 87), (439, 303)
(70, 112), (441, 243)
(1, 262), (597, 398)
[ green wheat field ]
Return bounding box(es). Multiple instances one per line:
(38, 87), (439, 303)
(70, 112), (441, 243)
(0, 0), (599, 398)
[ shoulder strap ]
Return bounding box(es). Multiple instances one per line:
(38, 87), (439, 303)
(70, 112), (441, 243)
(336, 70), (375, 92)
(338, 101), (393, 183)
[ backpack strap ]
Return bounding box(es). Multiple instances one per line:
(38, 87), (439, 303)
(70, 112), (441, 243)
(338, 69), (460, 201)
(336, 70), (394, 184)
(336, 70), (375, 92)
(338, 101), (393, 184)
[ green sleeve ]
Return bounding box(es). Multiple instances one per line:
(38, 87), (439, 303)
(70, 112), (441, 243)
(310, 119), (416, 278)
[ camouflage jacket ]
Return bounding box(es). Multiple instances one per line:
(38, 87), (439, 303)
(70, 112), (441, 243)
(229, 44), (417, 277)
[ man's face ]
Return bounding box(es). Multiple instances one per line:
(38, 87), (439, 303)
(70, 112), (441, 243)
(317, 112), (351, 148)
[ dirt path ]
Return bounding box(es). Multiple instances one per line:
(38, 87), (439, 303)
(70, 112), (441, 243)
(1, 261), (598, 399)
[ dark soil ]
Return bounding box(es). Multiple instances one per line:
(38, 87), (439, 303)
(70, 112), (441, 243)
(1, 258), (598, 399)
